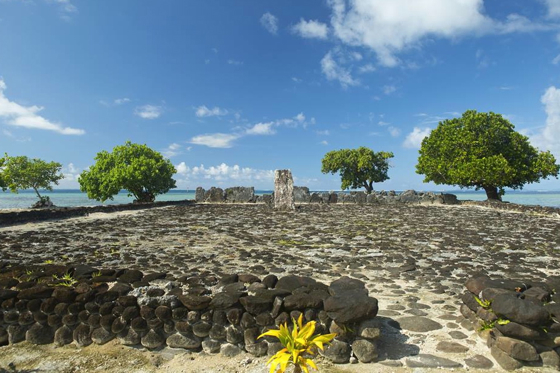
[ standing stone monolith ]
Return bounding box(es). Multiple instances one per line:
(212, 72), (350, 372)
(274, 170), (295, 210)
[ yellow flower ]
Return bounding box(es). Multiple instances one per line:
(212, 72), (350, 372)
(258, 314), (336, 373)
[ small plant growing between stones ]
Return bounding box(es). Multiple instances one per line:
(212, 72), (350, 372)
(51, 272), (77, 287)
(478, 318), (510, 332)
(474, 295), (491, 310)
(92, 270), (102, 278)
(258, 314), (336, 373)
(43, 260), (53, 264)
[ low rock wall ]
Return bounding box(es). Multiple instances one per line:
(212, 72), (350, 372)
(461, 275), (560, 370)
(0, 200), (194, 227)
(195, 187), (460, 206)
(0, 266), (380, 364)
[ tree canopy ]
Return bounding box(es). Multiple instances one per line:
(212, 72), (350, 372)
(79, 141), (177, 203)
(0, 154), (64, 204)
(321, 147), (394, 193)
(416, 110), (560, 201)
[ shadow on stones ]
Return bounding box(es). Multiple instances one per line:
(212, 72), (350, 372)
(0, 363), (41, 373)
(373, 316), (420, 361)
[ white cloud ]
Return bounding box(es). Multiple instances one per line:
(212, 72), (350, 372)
(195, 105), (228, 118)
(162, 143), (182, 158)
(228, 59), (244, 66)
(403, 127), (432, 149)
(260, 12), (279, 35)
(45, 0), (77, 20)
(358, 64), (376, 73)
(327, 0), (558, 67)
(134, 105), (162, 119)
(292, 19), (328, 39)
(320, 140), (329, 145)
(388, 126), (401, 137)
(321, 51), (359, 88)
(246, 122), (276, 135)
(553, 54), (560, 65)
(316, 130), (330, 136)
(292, 77), (303, 83)
(175, 163), (275, 184)
(544, 0), (560, 19)
(383, 85), (396, 95)
(0, 78), (85, 135)
(531, 86), (560, 158)
(190, 133), (239, 148)
(114, 98), (130, 105)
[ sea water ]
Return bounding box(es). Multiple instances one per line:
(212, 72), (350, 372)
(0, 189), (559, 210)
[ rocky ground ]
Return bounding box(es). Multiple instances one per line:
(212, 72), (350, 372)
(0, 203), (559, 372)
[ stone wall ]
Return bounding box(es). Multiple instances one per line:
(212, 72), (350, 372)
(0, 266), (380, 364)
(196, 187), (460, 206)
(0, 200), (194, 228)
(195, 187), (255, 203)
(461, 275), (560, 370)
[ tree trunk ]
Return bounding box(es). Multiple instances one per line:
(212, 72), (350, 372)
(364, 181), (373, 194)
(483, 186), (502, 202)
(33, 187), (42, 200)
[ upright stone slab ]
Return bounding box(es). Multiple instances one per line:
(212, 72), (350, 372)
(274, 170), (295, 211)
(195, 187), (205, 202)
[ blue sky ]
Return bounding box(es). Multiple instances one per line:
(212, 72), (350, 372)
(1, 0), (560, 192)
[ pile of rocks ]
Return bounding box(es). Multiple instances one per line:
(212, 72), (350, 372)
(0, 266), (380, 364)
(461, 275), (560, 370)
(195, 187), (256, 203)
(196, 186), (459, 206)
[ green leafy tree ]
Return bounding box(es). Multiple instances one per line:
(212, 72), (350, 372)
(1, 155), (64, 204)
(416, 110), (560, 201)
(0, 154), (6, 191)
(79, 141), (177, 203)
(321, 147), (394, 193)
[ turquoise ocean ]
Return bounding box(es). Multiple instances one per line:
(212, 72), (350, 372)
(1, 189), (559, 209)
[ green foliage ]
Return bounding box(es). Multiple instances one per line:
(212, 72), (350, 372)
(0, 154), (63, 201)
(474, 295), (492, 310)
(258, 314), (336, 373)
(416, 110), (560, 201)
(51, 272), (77, 287)
(321, 147), (394, 193)
(79, 141), (177, 203)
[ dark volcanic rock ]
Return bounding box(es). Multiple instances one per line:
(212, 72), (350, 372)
(328, 276), (367, 296)
(178, 295), (211, 310)
(239, 296), (273, 316)
(323, 290), (378, 324)
(406, 354), (462, 368)
(141, 329), (165, 349)
(492, 294), (550, 326)
(322, 339), (351, 363)
(18, 286), (53, 300)
(25, 323), (54, 344)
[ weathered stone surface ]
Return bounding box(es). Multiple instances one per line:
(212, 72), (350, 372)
(351, 339), (378, 363)
(496, 321), (546, 341)
(491, 346), (523, 370)
(323, 339), (351, 363)
(225, 187), (255, 203)
(464, 355), (494, 369)
(192, 321), (212, 338)
(239, 296), (273, 315)
(91, 327), (114, 345)
(195, 187), (205, 202)
(283, 292), (324, 310)
(54, 325), (73, 346)
(436, 341), (469, 353)
(328, 276), (367, 296)
(405, 354), (462, 368)
(0, 289), (18, 300)
(275, 275), (318, 293)
(166, 333), (201, 349)
(178, 295), (211, 310)
(324, 290), (378, 324)
(17, 286), (53, 300)
(73, 324), (92, 347)
(541, 350), (560, 369)
(494, 336), (539, 361)
(293, 186), (310, 203)
(141, 329), (165, 349)
(221, 343), (242, 357)
(245, 341), (268, 357)
(119, 328), (141, 346)
(492, 294), (550, 327)
(204, 187), (225, 203)
(397, 316), (443, 333)
(274, 169), (295, 211)
(202, 338), (221, 353)
(25, 323), (54, 344)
